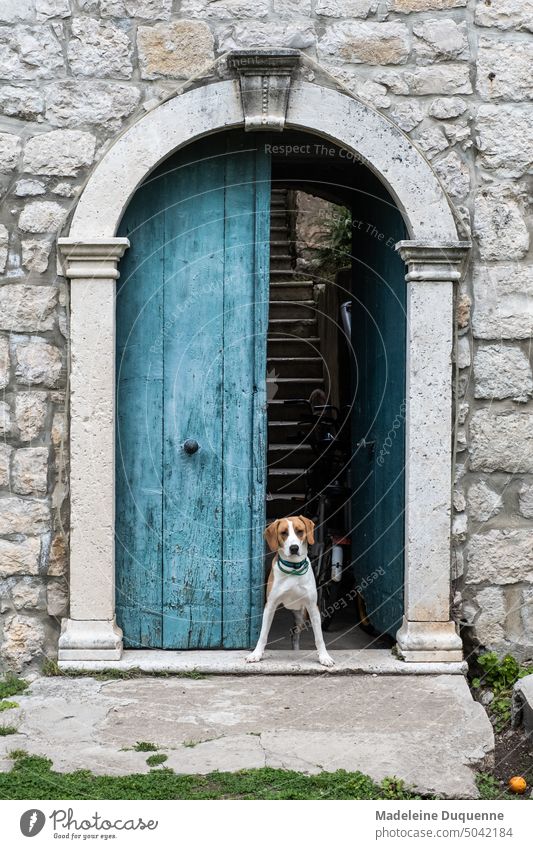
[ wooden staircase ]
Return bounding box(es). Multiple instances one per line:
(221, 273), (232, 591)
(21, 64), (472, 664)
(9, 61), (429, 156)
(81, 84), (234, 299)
(266, 188), (326, 521)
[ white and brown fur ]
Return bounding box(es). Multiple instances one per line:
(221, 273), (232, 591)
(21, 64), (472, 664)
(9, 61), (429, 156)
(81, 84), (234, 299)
(246, 516), (334, 668)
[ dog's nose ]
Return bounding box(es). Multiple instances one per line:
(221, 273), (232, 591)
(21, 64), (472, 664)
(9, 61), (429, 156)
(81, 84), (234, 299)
(289, 544), (299, 555)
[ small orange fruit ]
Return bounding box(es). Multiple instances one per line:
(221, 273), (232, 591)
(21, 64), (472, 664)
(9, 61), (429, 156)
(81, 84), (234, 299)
(508, 776), (527, 794)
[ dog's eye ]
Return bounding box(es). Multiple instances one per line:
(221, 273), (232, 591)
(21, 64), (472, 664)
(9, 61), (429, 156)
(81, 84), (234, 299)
(280, 530), (288, 537)
(296, 529), (304, 536)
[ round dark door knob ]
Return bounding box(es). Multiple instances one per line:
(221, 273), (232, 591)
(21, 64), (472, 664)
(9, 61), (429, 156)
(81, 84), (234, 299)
(183, 439), (199, 455)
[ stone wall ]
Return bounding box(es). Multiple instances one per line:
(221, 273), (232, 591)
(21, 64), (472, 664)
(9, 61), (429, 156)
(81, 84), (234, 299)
(0, 0), (531, 669)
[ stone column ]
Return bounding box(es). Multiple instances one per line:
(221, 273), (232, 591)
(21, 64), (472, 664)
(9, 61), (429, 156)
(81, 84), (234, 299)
(395, 241), (470, 662)
(57, 238), (129, 661)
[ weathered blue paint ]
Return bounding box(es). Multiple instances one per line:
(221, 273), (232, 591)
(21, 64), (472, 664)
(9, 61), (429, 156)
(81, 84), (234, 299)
(116, 134), (270, 648)
(351, 186), (407, 638)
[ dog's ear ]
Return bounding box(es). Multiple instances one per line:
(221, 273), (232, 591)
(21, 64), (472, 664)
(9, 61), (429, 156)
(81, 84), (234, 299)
(264, 520), (280, 552)
(299, 515), (315, 545)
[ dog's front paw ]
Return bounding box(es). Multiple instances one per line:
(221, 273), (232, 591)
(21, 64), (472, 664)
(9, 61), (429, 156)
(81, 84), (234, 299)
(319, 653), (335, 668)
(245, 651), (263, 663)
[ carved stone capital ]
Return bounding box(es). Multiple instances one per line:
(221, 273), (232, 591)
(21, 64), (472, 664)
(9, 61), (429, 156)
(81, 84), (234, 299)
(58, 237), (130, 279)
(228, 49), (300, 131)
(396, 240), (470, 283)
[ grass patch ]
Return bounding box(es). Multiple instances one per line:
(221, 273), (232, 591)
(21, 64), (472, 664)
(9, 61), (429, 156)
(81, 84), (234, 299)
(0, 725), (18, 736)
(42, 659), (206, 681)
(0, 675), (28, 700)
(133, 741), (158, 752)
(0, 701), (18, 712)
(0, 752), (423, 800)
(476, 772), (502, 800)
(471, 652), (533, 732)
(146, 754), (168, 767)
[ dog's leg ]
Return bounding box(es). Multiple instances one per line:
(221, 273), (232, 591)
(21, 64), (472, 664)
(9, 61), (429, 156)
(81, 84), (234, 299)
(291, 609), (305, 650)
(246, 598), (278, 663)
(307, 603), (335, 667)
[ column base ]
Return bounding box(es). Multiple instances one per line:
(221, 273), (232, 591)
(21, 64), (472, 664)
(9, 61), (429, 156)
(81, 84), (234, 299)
(58, 618), (123, 661)
(396, 617), (463, 662)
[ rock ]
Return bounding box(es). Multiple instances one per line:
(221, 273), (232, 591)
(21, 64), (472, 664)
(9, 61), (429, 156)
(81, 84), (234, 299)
(14, 179), (46, 197)
(456, 335), (470, 369)
(0, 132), (21, 172)
(473, 587), (506, 644)
(376, 65), (472, 95)
(456, 294), (471, 331)
(23, 129), (95, 176)
(470, 410), (533, 474)
(18, 201), (67, 234)
(52, 182), (77, 197)
(45, 80), (141, 130)
(0, 0), (35, 23)
(137, 20), (214, 80)
(319, 23), (410, 65)
(519, 484), (533, 520)
(474, 344), (533, 403)
(389, 101), (425, 131)
(0, 400), (14, 436)
(315, 0), (373, 15)
(467, 481), (502, 522)
(67, 18), (133, 79)
(21, 239), (52, 273)
(413, 126), (448, 158)
(181, 0), (268, 17)
(475, 0), (533, 33)
(218, 21), (316, 51)
(12, 337), (62, 387)
(441, 121), (471, 148)
(47, 534), (67, 576)
(0, 496), (50, 535)
(81, 0), (173, 16)
(0, 538), (41, 578)
(0, 85), (44, 120)
(46, 578), (68, 616)
(15, 392), (48, 442)
(475, 105), (533, 179)
(434, 151), (470, 199)
(0, 443), (12, 487)
(452, 512), (467, 541)
(0, 223), (8, 273)
(476, 38), (533, 101)
(36, 0), (71, 20)
(0, 285), (57, 332)
(0, 336), (9, 390)
(0, 613), (46, 670)
(392, 0), (466, 9)
(474, 186), (529, 262)
(429, 96), (467, 119)
(12, 447), (49, 495)
(413, 19), (469, 63)
(0, 25), (64, 80)
(480, 690), (494, 707)
(473, 265), (533, 340)
(453, 488), (466, 512)
(11, 578), (44, 611)
(466, 530), (533, 584)
(321, 66), (391, 106)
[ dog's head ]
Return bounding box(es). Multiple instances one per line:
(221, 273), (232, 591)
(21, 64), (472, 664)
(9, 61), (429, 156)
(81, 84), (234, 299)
(264, 516), (315, 559)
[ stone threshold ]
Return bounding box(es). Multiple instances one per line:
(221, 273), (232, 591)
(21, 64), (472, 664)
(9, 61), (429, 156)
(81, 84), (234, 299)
(58, 649), (467, 676)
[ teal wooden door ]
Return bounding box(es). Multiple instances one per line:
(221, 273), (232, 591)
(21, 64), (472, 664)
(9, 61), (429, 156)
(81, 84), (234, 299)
(351, 186), (407, 637)
(115, 134), (270, 649)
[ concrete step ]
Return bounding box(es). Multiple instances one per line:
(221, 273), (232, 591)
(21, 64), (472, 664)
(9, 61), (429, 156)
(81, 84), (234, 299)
(268, 318), (318, 338)
(269, 281), (314, 300)
(268, 467), (307, 494)
(268, 400), (314, 421)
(268, 442), (313, 467)
(267, 356), (323, 379)
(267, 336), (321, 358)
(270, 240), (292, 257)
(270, 254), (294, 271)
(269, 300), (316, 319)
(266, 493), (306, 519)
(267, 376), (323, 400)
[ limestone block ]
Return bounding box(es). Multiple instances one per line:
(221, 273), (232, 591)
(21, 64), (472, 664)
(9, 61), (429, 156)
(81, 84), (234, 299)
(466, 530), (533, 584)
(46, 578), (68, 616)
(0, 0), (35, 22)
(475, 105), (533, 179)
(389, 101), (425, 132)
(11, 577), (44, 611)
(474, 345), (533, 403)
(0, 401), (14, 436)
(433, 151), (470, 199)
(137, 21), (215, 80)
(0, 539), (41, 578)
(80, 0), (172, 16)
(315, 0), (374, 15)
(36, 0), (71, 20)
(475, 0), (533, 31)
(456, 335), (470, 369)
(319, 23), (410, 65)
(0, 285), (57, 332)
(519, 587), (533, 642)
(15, 392), (48, 442)
(467, 481), (502, 522)
(14, 180), (46, 197)
(0, 613), (46, 670)
(0, 132), (21, 172)
(21, 239), (52, 273)
(473, 265), (533, 340)
(476, 38), (533, 101)
(181, 0), (268, 17)
(429, 97), (467, 119)
(218, 21), (316, 51)
(0, 223), (8, 273)
(67, 18), (133, 79)
(473, 587), (506, 644)
(392, 0), (465, 9)
(0, 336), (9, 390)
(0, 85), (44, 120)
(413, 19), (469, 63)
(23, 129), (95, 176)
(45, 81), (140, 130)
(321, 66), (391, 106)
(470, 410), (533, 473)
(0, 443), (12, 487)
(518, 484), (533, 520)
(0, 496), (50, 535)
(18, 201), (67, 234)
(47, 533), (67, 576)
(0, 25), (64, 80)
(12, 447), (49, 495)
(12, 337), (62, 387)
(474, 187), (529, 261)
(413, 126), (448, 158)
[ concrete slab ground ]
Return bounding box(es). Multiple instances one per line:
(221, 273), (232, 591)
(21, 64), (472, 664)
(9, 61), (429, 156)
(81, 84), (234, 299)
(0, 674), (493, 798)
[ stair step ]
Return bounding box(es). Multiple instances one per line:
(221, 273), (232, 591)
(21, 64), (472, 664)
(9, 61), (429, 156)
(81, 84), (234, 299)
(268, 442), (313, 467)
(268, 468), (308, 494)
(269, 300), (316, 319)
(268, 401), (310, 421)
(267, 377), (323, 401)
(266, 494), (306, 519)
(267, 338), (321, 359)
(268, 318), (317, 338)
(267, 356), (323, 378)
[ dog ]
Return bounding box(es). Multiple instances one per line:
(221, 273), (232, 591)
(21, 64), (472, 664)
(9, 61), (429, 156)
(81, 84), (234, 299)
(246, 516), (335, 668)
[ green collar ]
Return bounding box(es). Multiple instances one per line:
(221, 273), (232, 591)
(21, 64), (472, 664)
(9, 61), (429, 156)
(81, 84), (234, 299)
(277, 555), (310, 576)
